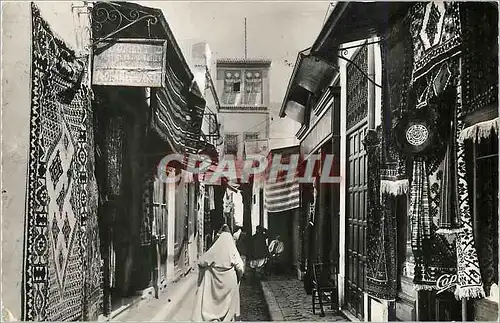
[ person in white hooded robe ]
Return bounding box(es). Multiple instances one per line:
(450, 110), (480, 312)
(192, 224), (245, 322)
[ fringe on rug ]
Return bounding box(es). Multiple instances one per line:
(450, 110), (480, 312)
(380, 179), (409, 196)
(454, 286), (486, 300)
(458, 117), (499, 143)
(436, 228), (462, 235)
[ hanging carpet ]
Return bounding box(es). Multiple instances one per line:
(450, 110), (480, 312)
(364, 129), (398, 300)
(364, 14), (415, 300)
(409, 2), (462, 83)
(22, 4), (101, 321)
(409, 159), (457, 291)
(460, 3), (498, 116)
(405, 2), (485, 298)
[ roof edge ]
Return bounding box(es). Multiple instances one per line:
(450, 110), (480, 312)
(311, 2), (350, 54)
(269, 144), (300, 154)
(278, 48), (311, 118)
(216, 58), (272, 66)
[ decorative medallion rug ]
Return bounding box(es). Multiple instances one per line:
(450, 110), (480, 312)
(406, 2), (485, 298)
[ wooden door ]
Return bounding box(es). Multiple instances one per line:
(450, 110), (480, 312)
(152, 178), (168, 283)
(174, 179), (188, 276)
(345, 124), (368, 319)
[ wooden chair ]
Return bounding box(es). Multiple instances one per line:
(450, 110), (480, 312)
(312, 262), (338, 317)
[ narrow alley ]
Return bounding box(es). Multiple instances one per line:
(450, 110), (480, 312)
(112, 273), (347, 322)
(169, 277), (271, 321)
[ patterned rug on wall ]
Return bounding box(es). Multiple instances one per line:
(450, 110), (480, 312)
(364, 129), (398, 301)
(22, 4), (101, 321)
(406, 2), (485, 298)
(363, 13), (415, 301)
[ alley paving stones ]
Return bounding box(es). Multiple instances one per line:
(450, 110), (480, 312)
(263, 276), (346, 322)
(239, 278), (271, 321)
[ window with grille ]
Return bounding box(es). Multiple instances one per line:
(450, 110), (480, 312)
(225, 134), (239, 155)
(222, 70), (242, 105)
(222, 69), (263, 105)
(174, 178), (188, 267)
(152, 178), (168, 240)
(243, 70), (262, 105)
(207, 114), (217, 135)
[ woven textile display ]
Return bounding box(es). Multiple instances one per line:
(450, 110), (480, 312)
(380, 12), (413, 186)
(82, 107), (103, 321)
(406, 2), (458, 292)
(22, 4), (101, 320)
(406, 2), (484, 298)
(465, 136), (499, 296)
(364, 129), (398, 300)
(460, 3), (498, 116)
(140, 176), (153, 246)
(363, 14), (416, 300)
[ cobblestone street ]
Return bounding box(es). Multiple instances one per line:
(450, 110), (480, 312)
(168, 276), (271, 321)
(115, 274), (347, 322)
(263, 276), (346, 322)
(239, 278), (271, 321)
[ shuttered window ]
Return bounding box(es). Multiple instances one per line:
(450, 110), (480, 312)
(225, 134), (239, 155)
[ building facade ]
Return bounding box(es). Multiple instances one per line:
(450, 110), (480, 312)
(216, 58), (272, 234)
(178, 39), (225, 251)
(2, 1), (217, 320)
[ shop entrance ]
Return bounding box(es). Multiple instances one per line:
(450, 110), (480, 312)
(345, 123), (368, 320)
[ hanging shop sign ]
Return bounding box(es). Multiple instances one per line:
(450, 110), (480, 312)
(93, 39), (167, 87)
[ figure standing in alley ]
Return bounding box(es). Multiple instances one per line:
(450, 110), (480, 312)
(192, 224), (245, 322)
(249, 225), (270, 279)
(233, 225), (248, 276)
(268, 235), (285, 274)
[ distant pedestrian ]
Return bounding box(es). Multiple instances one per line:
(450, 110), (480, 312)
(233, 226), (248, 274)
(269, 235), (284, 256)
(268, 235), (285, 274)
(249, 225), (269, 278)
(192, 224), (245, 322)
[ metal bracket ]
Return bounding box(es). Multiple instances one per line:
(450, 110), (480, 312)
(92, 15), (158, 47)
(91, 2), (159, 47)
(336, 39), (384, 89)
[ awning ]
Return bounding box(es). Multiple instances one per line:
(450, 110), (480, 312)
(311, 2), (412, 59)
(279, 48), (310, 118)
(279, 2), (411, 120)
(151, 70), (205, 155)
(279, 49), (338, 119)
(92, 1), (207, 156)
(264, 146), (301, 213)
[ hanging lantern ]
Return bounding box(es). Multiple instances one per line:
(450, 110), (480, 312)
(296, 56), (337, 94)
